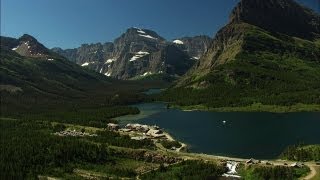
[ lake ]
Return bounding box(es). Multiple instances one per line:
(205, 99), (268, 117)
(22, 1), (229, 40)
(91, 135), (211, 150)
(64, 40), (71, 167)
(116, 102), (320, 159)
(143, 88), (163, 95)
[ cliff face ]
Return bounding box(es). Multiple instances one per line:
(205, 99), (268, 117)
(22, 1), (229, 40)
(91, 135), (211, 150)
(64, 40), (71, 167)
(173, 36), (212, 59)
(53, 28), (196, 80)
(182, 0), (320, 81)
(230, 0), (320, 39)
(170, 0), (320, 107)
(2, 34), (64, 60)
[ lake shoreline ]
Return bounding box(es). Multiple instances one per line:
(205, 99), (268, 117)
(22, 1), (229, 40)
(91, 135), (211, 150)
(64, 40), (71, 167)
(115, 102), (320, 159)
(170, 103), (320, 113)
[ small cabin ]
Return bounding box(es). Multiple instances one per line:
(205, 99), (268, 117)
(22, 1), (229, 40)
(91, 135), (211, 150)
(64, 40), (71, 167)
(246, 159), (254, 164)
(107, 123), (119, 131)
(246, 158), (259, 164)
(146, 129), (165, 138)
(290, 162), (302, 168)
(131, 136), (146, 141)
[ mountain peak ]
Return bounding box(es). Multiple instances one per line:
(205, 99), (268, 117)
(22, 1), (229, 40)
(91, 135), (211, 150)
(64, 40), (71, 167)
(12, 34), (51, 57)
(230, 0), (320, 39)
(19, 34), (38, 42)
(116, 27), (165, 42)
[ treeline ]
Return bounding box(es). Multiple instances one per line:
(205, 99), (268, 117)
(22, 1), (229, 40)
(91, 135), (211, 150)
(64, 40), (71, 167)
(0, 119), (109, 179)
(1, 83), (158, 129)
(0, 47), (160, 113)
(141, 160), (227, 180)
(160, 140), (182, 149)
(0, 118), (159, 179)
(280, 144), (320, 161)
(159, 54), (320, 108)
(240, 165), (310, 180)
(1, 90), (145, 115)
(18, 106), (139, 128)
(141, 160), (226, 179)
(159, 28), (320, 108)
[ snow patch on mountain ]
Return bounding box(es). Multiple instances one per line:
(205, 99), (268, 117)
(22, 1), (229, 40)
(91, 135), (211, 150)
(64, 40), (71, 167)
(81, 62), (90, 66)
(105, 58), (117, 64)
(24, 42), (31, 49)
(130, 51), (150, 61)
(138, 34), (158, 40)
(173, 40), (184, 45)
(142, 72), (152, 76)
(137, 29), (146, 34)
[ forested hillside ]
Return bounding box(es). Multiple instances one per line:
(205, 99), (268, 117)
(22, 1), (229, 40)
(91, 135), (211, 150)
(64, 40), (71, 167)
(160, 0), (320, 110)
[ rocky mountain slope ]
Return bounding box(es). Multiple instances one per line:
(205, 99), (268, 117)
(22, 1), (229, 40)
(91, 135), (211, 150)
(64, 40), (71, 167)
(2, 34), (61, 59)
(163, 0), (320, 108)
(52, 28), (210, 80)
(230, 0), (320, 40)
(1, 34), (168, 114)
(0, 34), (114, 100)
(172, 35), (212, 60)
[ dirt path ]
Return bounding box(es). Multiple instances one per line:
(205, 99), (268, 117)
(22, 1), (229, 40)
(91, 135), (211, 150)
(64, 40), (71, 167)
(301, 165), (317, 180)
(176, 142), (187, 152)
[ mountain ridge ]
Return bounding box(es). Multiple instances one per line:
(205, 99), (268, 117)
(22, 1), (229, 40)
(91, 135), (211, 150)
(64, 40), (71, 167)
(52, 27), (211, 80)
(0, 34), (112, 100)
(230, 0), (320, 39)
(162, 0), (320, 108)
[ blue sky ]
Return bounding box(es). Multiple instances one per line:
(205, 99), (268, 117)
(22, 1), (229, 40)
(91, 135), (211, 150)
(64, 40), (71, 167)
(1, 0), (319, 49)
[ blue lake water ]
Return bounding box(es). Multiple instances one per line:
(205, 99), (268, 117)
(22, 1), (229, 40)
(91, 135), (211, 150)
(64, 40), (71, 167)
(116, 102), (320, 159)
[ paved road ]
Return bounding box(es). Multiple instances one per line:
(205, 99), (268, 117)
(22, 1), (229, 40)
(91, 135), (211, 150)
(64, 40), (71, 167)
(170, 151), (319, 180)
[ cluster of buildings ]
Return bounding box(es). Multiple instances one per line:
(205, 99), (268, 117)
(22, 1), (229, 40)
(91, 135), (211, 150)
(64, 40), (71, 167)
(106, 123), (120, 131)
(107, 123), (167, 140)
(246, 158), (307, 168)
(54, 130), (97, 137)
(125, 123), (151, 132)
(246, 158), (261, 164)
(290, 162), (304, 168)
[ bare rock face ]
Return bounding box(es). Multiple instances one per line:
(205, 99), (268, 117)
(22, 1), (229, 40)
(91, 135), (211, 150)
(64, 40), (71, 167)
(230, 0), (320, 39)
(2, 34), (64, 60)
(201, 0), (320, 69)
(172, 35), (212, 59)
(177, 0), (320, 87)
(12, 34), (52, 58)
(53, 27), (196, 80)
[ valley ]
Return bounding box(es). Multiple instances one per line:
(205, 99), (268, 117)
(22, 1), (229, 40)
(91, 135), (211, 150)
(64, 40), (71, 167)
(1, 113), (319, 179)
(1, 0), (320, 179)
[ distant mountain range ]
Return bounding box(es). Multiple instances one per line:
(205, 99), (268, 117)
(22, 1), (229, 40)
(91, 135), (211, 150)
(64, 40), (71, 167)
(1, 0), (319, 111)
(163, 0), (320, 108)
(52, 29), (211, 80)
